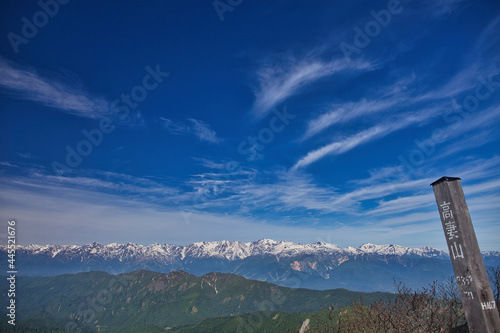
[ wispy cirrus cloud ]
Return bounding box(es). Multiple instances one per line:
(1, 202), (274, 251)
(366, 176), (500, 218)
(16, 152), (34, 159)
(159, 117), (223, 144)
(434, 129), (497, 160)
(2, 155), (498, 247)
(158, 117), (186, 135)
(294, 125), (389, 171)
(293, 105), (443, 170)
(331, 178), (434, 211)
(359, 156), (500, 216)
(301, 74), (417, 141)
(0, 161), (18, 168)
(193, 171), (341, 214)
(6, 164), (495, 249)
(293, 13), (500, 172)
(368, 194), (435, 216)
(417, 64), (484, 102)
(297, 100), (499, 172)
(192, 157), (230, 170)
(23, 169), (179, 198)
(251, 57), (372, 119)
(411, 105), (500, 167)
(424, 0), (469, 17)
(293, 53), (500, 172)
(0, 173), (398, 247)
(417, 14), (500, 102)
(186, 156), (500, 217)
(188, 118), (223, 144)
(302, 98), (400, 141)
(0, 57), (109, 119)
(473, 14), (500, 57)
(349, 166), (410, 186)
(135, 154), (500, 216)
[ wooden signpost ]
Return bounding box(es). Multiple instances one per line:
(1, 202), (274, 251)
(431, 176), (500, 333)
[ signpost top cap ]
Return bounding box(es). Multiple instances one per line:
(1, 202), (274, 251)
(430, 176), (461, 187)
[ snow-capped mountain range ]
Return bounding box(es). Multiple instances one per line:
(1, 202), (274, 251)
(2, 239), (498, 292)
(8, 239), (452, 261)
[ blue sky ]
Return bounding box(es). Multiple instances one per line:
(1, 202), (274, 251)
(0, 0), (499, 250)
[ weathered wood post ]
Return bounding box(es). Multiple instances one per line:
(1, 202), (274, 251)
(431, 176), (500, 333)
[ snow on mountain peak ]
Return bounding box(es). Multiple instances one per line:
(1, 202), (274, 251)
(359, 243), (379, 251)
(2, 239), (451, 261)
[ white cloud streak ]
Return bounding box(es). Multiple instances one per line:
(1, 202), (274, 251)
(293, 105), (443, 170)
(192, 157), (232, 170)
(187, 118), (223, 144)
(159, 117), (222, 144)
(0, 174), (356, 247)
(302, 98), (399, 141)
(294, 125), (388, 170)
(0, 57), (109, 118)
(4, 169), (181, 210)
(424, 0), (469, 17)
(362, 157), (500, 216)
(251, 58), (372, 119)
(159, 117), (188, 135)
(1, 155), (498, 249)
(349, 166), (410, 186)
(294, 14), (500, 172)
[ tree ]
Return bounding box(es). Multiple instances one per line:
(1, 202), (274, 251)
(488, 265), (500, 316)
(309, 278), (466, 333)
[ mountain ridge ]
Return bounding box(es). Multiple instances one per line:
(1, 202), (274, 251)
(0, 269), (395, 332)
(2, 239), (499, 292)
(3, 239), (461, 261)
